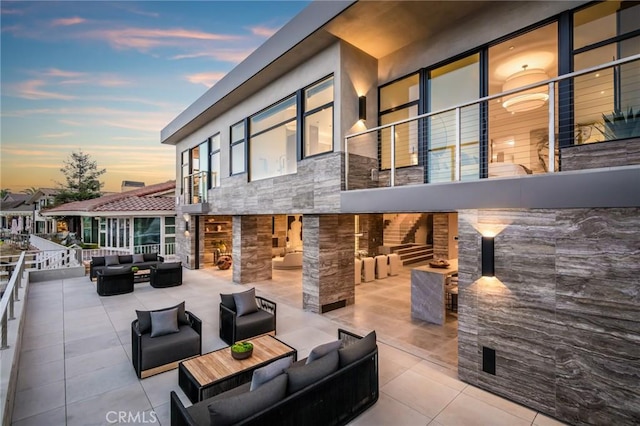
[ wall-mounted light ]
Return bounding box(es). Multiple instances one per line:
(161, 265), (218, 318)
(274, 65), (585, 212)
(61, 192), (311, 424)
(183, 213), (190, 234)
(358, 96), (367, 121)
(481, 236), (495, 277)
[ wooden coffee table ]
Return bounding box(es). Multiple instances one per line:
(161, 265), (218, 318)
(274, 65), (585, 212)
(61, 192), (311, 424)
(133, 269), (151, 283)
(178, 334), (297, 403)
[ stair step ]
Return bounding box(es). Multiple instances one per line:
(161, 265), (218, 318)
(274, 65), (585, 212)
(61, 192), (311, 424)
(402, 254), (434, 265)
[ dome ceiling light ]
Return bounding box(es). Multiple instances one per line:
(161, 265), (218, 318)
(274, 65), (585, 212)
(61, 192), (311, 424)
(501, 65), (549, 113)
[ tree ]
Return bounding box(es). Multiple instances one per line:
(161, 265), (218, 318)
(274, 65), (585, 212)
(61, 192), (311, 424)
(0, 189), (10, 198)
(54, 150), (106, 205)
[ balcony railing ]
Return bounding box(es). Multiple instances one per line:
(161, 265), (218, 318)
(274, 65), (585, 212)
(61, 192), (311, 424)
(345, 53), (640, 190)
(183, 171), (208, 204)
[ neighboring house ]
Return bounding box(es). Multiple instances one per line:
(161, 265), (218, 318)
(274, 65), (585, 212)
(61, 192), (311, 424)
(161, 2), (639, 425)
(25, 188), (60, 234)
(121, 180), (145, 192)
(0, 193), (32, 233)
(41, 181), (177, 256)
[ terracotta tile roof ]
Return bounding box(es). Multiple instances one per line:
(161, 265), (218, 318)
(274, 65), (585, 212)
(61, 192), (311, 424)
(43, 180), (175, 214)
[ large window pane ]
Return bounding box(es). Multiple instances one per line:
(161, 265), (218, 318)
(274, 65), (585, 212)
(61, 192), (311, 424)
(380, 74), (419, 111)
(304, 106), (333, 157)
(305, 77), (333, 111)
(231, 142), (245, 174)
(250, 96), (296, 134)
(250, 123), (297, 181)
(429, 54), (480, 182)
(574, 1), (640, 50)
(380, 106), (418, 169)
(134, 218), (160, 246)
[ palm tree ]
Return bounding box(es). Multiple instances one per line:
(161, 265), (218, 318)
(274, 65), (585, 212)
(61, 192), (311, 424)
(0, 188), (10, 198)
(22, 187), (39, 195)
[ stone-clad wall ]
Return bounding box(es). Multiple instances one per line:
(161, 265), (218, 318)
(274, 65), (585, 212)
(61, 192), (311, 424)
(562, 138), (640, 171)
(433, 213), (450, 259)
(458, 208), (640, 426)
(302, 215), (355, 313)
(207, 152), (343, 215)
(232, 215), (272, 284)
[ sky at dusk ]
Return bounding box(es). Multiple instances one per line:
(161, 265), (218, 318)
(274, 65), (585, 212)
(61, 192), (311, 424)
(1, 0), (310, 193)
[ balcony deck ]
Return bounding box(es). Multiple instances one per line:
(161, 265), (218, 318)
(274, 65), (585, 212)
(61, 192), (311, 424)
(12, 267), (565, 425)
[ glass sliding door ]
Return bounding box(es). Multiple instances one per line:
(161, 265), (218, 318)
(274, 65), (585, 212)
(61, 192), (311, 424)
(428, 54), (480, 182)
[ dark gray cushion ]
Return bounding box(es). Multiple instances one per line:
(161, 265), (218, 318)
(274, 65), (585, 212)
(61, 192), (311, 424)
(140, 325), (200, 370)
(286, 349), (339, 394)
(105, 255), (120, 266)
(91, 256), (105, 266)
(220, 293), (236, 311)
(306, 339), (342, 364)
(100, 267), (130, 276)
(119, 255), (133, 264)
(233, 288), (258, 317)
(250, 356), (293, 391)
(150, 308), (179, 338)
(338, 330), (377, 367)
(143, 253), (158, 262)
(208, 373), (287, 426)
(157, 261), (181, 270)
(235, 309), (275, 341)
(187, 383), (251, 426)
(133, 254), (145, 263)
(136, 301), (189, 334)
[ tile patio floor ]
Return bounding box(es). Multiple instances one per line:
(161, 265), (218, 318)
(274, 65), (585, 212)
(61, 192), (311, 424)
(12, 266), (565, 425)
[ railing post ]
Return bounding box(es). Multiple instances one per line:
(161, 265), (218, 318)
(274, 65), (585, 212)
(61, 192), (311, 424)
(455, 107), (461, 181)
(390, 124), (396, 187)
(344, 136), (349, 191)
(548, 81), (556, 173)
(1, 311), (7, 349)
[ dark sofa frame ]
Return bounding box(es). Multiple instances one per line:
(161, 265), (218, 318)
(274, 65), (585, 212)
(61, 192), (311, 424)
(96, 269), (134, 296)
(132, 310), (202, 379)
(219, 296), (277, 345)
(170, 329), (379, 426)
(90, 253), (164, 280)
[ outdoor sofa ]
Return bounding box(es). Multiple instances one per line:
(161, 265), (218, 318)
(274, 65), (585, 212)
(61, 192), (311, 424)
(90, 253), (164, 280)
(170, 329), (378, 426)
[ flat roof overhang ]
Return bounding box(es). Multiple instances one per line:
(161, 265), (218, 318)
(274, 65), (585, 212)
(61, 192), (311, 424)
(340, 166), (640, 213)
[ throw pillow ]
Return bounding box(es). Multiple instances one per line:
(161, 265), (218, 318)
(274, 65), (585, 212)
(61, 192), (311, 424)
(208, 373), (287, 426)
(286, 350), (339, 394)
(143, 253), (158, 262)
(132, 254), (145, 263)
(233, 288), (259, 317)
(104, 255), (120, 266)
(119, 255), (133, 264)
(136, 301), (189, 334)
(220, 293), (236, 311)
(150, 307), (179, 338)
(91, 256), (105, 267)
(306, 339), (343, 364)
(250, 356), (293, 391)
(338, 330), (377, 368)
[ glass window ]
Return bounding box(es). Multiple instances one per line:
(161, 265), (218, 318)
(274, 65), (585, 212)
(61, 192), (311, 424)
(230, 121), (245, 174)
(304, 76), (334, 157)
(164, 216), (175, 235)
(380, 74), (419, 112)
(181, 150), (189, 195)
(488, 23), (558, 175)
(249, 95), (297, 181)
(210, 133), (221, 187)
(429, 54), (480, 182)
(574, 1), (640, 50)
(134, 218), (160, 246)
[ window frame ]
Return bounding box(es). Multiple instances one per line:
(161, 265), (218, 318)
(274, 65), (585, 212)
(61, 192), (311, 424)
(302, 75), (335, 159)
(230, 120), (247, 175)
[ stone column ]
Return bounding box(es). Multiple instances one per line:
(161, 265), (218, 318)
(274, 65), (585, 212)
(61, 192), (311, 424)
(303, 214), (355, 313)
(232, 215), (272, 284)
(433, 213), (450, 259)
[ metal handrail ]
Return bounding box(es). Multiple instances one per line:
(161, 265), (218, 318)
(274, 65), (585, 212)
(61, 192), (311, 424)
(0, 252), (25, 350)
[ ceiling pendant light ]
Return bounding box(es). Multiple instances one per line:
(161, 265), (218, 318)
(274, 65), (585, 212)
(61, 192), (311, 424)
(502, 65), (549, 113)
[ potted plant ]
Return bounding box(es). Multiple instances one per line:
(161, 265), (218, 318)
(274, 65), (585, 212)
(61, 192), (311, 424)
(230, 341), (253, 360)
(601, 107), (640, 141)
(131, 266), (139, 273)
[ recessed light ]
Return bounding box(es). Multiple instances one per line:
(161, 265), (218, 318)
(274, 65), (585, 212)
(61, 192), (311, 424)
(595, 73), (600, 78)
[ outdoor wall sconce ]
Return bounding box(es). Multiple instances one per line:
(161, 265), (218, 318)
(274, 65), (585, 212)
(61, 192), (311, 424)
(183, 213), (190, 233)
(481, 236), (495, 277)
(358, 96), (367, 121)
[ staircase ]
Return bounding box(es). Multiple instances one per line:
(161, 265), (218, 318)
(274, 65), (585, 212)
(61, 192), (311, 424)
(384, 214), (425, 245)
(389, 243), (434, 265)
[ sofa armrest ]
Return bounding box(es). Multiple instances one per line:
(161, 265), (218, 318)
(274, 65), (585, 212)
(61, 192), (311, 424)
(131, 320), (143, 378)
(338, 328), (363, 347)
(158, 255), (165, 262)
(186, 310), (202, 336)
(170, 391), (198, 426)
(219, 303), (238, 345)
(256, 296), (276, 315)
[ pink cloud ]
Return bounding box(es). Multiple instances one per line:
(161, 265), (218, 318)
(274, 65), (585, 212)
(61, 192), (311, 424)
(51, 17), (86, 27)
(185, 72), (227, 87)
(41, 68), (86, 78)
(39, 132), (74, 139)
(170, 48), (253, 63)
(250, 25), (280, 38)
(10, 80), (76, 100)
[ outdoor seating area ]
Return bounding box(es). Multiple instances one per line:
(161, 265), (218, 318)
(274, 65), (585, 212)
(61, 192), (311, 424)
(219, 288), (277, 346)
(89, 253), (164, 280)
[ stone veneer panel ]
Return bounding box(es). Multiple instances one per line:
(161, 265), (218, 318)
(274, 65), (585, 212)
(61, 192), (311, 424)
(562, 138), (640, 171)
(433, 213), (450, 259)
(357, 214), (383, 256)
(232, 215), (272, 284)
(458, 208), (640, 426)
(302, 215), (355, 313)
